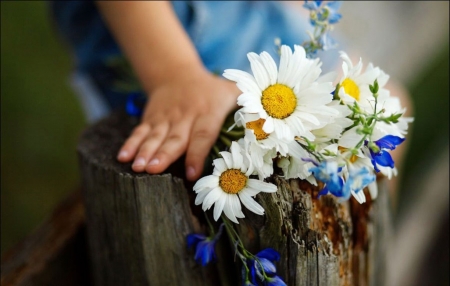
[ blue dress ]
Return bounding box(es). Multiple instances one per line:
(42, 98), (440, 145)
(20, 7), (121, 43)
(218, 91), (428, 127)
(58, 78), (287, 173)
(50, 1), (316, 122)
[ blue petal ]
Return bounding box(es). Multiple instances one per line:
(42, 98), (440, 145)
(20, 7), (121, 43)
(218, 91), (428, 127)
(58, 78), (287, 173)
(256, 248), (281, 262)
(125, 92), (146, 117)
(248, 260), (258, 284)
(303, 1), (319, 10)
(343, 168), (375, 194)
(258, 258), (277, 274)
(125, 98), (142, 116)
(375, 135), (405, 150)
(317, 186), (329, 198)
(371, 158), (381, 173)
(333, 177), (349, 198)
(327, 175), (344, 193)
(194, 240), (217, 266)
(186, 233), (205, 248)
(315, 1), (323, 7)
(328, 13), (342, 24)
(266, 275), (287, 286)
(374, 150), (395, 168)
(326, 1), (342, 11)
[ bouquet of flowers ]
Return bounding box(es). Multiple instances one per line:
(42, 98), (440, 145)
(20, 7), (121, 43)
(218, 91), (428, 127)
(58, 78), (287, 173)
(184, 1), (413, 285)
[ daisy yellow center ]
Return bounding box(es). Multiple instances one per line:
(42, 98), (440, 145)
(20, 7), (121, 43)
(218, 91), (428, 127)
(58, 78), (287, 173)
(246, 118), (269, 140)
(338, 146), (358, 163)
(341, 78), (360, 101)
(219, 169), (247, 194)
(261, 84), (297, 119)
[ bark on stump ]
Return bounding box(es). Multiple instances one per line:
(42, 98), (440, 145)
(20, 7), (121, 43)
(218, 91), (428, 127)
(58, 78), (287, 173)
(77, 110), (392, 286)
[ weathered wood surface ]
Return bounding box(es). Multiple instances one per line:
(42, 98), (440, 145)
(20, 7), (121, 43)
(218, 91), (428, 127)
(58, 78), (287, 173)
(236, 176), (391, 286)
(0, 190), (90, 286)
(77, 110), (219, 286)
(77, 109), (392, 286)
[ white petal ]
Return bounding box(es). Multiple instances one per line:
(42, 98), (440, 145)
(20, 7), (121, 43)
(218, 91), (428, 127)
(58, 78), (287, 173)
(230, 194), (245, 218)
(273, 120), (292, 140)
(338, 126), (364, 148)
(195, 188), (211, 205)
(352, 190), (366, 204)
(242, 187), (260, 197)
(248, 53), (270, 90)
(262, 116), (275, 133)
(193, 175), (219, 192)
(202, 187), (222, 211)
(220, 151), (234, 169)
(288, 141), (308, 159)
(317, 71), (337, 83)
(223, 69), (261, 94)
(230, 141), (243, 169)
(285, 116), (305, 136)
(260, 51), (278, 85)
(213, 192), (226, 221)
(239, 192), (265, 215)
(247, 179), (277, 193)
(223, 195), (239, 223)
(213, 158), (227, 173)
(278, 45), (293, 84)
(237, 92), (261, 107)
(295, 112), (320, 126)
(368, 181), (378, 199)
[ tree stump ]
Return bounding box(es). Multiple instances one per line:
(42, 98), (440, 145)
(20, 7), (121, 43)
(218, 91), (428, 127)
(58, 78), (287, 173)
(77, 109), (392, 286)
(236, 177), (392, 286)
(77, 110), (220, 286)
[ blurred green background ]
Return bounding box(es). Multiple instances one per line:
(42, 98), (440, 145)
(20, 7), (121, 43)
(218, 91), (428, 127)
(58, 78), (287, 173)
(1, 1), (448, 278)
(1, 1), (86, 252)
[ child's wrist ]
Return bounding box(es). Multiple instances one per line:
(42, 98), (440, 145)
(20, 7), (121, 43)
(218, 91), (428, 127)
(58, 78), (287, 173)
(143, 62), (208, 93)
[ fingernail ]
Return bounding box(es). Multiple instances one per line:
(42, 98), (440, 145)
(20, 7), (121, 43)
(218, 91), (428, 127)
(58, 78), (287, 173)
(187, 166), (196, 179)
(148, 158), (160, 166)
(117, 150), (128, 159)
(133, 157), (146, 167)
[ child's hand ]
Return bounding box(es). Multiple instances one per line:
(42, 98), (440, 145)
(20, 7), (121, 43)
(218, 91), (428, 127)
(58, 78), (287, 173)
(117, 66), (240, 181)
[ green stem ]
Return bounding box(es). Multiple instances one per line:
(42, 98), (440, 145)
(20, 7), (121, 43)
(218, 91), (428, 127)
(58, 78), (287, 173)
(212, 144), (221, 159)
(204, 214), (216, 236)
(222, 129), (245, 139)
(219, 134), (233, 148)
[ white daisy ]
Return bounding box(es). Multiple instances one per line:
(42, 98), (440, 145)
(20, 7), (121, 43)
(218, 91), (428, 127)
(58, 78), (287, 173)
(193, 142), (277, 224)
(337, 52), (413, 140)
(338, 147), (377, 202)
(311, 100), (353, 143)
(277, 155), (317, 185)
(371, 95), (413, 140)
(223, 45), (338, 141)
(237, 131), (277, 181)
(276, 140), (318, 183)
(337, 51), (388, 110)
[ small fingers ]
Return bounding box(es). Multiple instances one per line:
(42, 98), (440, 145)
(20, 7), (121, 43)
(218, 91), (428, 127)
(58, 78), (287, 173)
(185, 115), (222, 181)
(131, 123), (170, 172)
(145, 118), (193, 174)
(117, 124), (151, 162)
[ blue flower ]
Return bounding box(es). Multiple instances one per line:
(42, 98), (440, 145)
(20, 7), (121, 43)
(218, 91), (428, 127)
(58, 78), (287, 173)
(245, 248), (286, 286)
(369, 135), (405, 172)
(303, 1), (323, 11)
(309, 160), (345, 198)
(125, 91), (146, 117)
(186, 223), (224, 266)
(303, 1), (342, 25)
(325, 1), (343, 24)
(264, 275), (287, 286)
(318, 32), (338, 51)
(343, 167), (376, 195)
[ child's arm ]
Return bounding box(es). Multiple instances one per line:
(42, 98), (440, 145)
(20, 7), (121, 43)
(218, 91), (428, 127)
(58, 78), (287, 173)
(96, 1), (240, 181)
